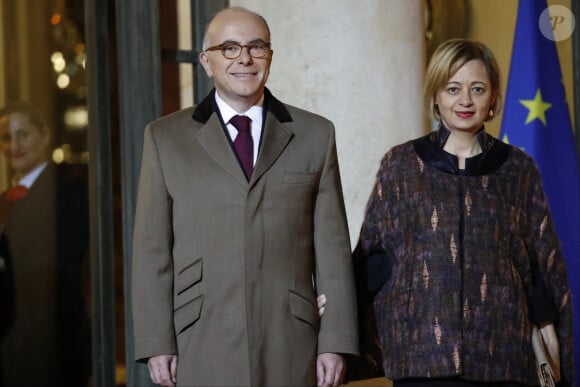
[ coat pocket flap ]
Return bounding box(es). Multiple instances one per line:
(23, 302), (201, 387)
(283, 171), (318, 184)
(289, 290), (318, 327)
(176, 258), (203, 295)
(174, 294), (204, 334)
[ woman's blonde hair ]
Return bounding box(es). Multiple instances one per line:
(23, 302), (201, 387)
(424, 39), (502, 122)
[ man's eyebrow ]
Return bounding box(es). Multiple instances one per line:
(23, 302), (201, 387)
(219, 38), (268, 44)
(215, 39), (241, 45)
(247, 38), (268, 44)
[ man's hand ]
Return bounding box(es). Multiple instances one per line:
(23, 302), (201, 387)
(317, 294), (326, 317)
(147, 354), (177, 387)
(317, 352), (345, 387)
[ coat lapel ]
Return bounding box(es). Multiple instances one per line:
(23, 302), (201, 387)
(195, 114), (249, 188)
(192, 87), (294, 189)
(250, 112), (293, 188)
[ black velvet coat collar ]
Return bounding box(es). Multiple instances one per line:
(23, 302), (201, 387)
(413, 125), (511, 176)
(191, 87), (293, 124)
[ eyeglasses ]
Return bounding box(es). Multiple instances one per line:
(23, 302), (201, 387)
(204, 42), (272, 59)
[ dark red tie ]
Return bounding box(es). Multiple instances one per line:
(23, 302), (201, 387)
(230, 115), (253, 180)
(0, 185), (28, 225)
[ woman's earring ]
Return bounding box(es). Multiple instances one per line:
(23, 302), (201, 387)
(488, 109), (494, 118)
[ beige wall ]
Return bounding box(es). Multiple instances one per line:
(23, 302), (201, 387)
(229, 0), (426, 243)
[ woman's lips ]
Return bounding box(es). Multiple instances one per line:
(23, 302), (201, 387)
(455, 111), (474, 119)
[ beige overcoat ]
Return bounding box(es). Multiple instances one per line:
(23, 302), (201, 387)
(132, 89), (358, 386)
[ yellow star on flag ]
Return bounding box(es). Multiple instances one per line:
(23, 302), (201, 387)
(519, 88), (552, 126)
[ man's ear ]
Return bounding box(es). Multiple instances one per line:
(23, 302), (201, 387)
(199, 52), (213, 78)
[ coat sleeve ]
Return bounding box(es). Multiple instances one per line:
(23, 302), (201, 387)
(522, 159), (574, 386)
(346, 156), (392, 381)
(312, 123), (359, 357)
(132, 124), (177, 362)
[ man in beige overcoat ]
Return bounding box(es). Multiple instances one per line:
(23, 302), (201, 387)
(131, 6), (358, 387)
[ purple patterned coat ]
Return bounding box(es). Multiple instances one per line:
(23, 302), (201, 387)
(356, 127), (574, 386)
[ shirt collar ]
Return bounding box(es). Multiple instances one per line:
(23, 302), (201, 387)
(192, 88), (293, 124)
(15, 162), (47, 188)
(214, 92), (264, 128)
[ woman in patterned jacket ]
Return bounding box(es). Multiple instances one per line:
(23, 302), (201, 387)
(353, 39), (573, 386)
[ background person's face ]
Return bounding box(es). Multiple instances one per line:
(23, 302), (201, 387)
(0, 112), (49, 178)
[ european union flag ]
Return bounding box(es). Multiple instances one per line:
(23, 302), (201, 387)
(500, 0), (580, 380)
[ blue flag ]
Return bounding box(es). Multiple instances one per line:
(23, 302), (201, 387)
(500, 0), (580, 379)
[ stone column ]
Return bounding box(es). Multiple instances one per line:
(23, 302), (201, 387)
(231, 0), (426, 243)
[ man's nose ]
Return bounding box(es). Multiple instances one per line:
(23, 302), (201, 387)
(237, 47), (253, 64)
